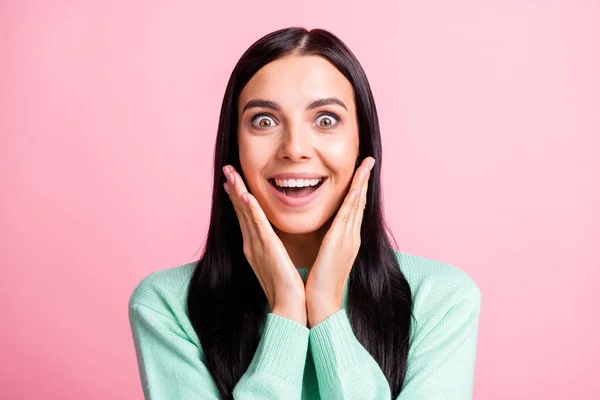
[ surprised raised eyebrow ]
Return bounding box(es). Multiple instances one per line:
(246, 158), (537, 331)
(241, 97), (348, 114)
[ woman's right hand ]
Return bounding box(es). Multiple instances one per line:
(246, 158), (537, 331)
(222, 165), (307, 326)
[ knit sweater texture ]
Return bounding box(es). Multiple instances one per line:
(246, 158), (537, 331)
(129, 250), (481, 399)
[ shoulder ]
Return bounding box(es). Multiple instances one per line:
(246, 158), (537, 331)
(393, 250), (481, 337)
(128, 260), (199, 342)
(393, 249), (480, 302)
(129, 260), (196, 307)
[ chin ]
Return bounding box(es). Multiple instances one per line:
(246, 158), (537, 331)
(268, 211), (331, 235)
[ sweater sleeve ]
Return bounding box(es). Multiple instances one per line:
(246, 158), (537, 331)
(308, 285), (481, 400)
(399, 284), (481, 399)
(129, 303), (309, 400)
(309, 309), (392, 399)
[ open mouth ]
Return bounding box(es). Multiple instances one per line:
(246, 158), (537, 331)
(268, 177), (326, 198)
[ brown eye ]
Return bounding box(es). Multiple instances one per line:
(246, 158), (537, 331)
(251, 115), (276, 129)
(316, 114), (339, 129)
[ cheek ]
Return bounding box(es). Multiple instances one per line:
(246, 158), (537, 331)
(319, 135), (359, 183)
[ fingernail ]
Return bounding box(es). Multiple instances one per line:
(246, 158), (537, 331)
(241, 193), (249, 204)
(223, 166), (230, 174)
(227, 172), (235, 185)
(368, 158), (376, 170)
(223, 182), (230, 194)
(362, 167), (370, 178)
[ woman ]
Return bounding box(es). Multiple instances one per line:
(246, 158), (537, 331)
(129, 27), (481, 400)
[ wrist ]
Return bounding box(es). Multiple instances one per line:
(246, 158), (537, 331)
(306, 296), (342, 327)
(272, 295), (307, 326)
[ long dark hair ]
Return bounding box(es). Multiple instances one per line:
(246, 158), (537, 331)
(187, 27), (412, 399)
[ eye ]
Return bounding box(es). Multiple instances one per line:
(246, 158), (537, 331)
(315, 113), (340, 129)
(251, 113), (277, 129)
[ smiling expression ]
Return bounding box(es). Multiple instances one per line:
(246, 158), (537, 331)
(237, 54), (360, 234)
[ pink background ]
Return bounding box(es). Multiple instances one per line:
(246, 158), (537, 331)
(1, 1), (599, 398)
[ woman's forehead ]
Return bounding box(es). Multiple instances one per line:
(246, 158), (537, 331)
(238, 55), (355, 112)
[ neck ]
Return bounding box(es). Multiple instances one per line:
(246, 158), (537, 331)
(274, 220), (332, 270)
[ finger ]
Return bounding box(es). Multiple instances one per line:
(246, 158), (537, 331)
(357, 158), (374, 212)
(347, 157), (374, 195)
(353, 165), (372, 233)
(348, 164), (370, 233)
(223, 166), (251, 240)
(242, 191), (274, 242)
(332, 157), (375, 230)
(226, 166), (270, 240)
(226, 166), (251, 214)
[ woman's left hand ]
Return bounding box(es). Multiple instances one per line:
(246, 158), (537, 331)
(305, 156), (376, 327)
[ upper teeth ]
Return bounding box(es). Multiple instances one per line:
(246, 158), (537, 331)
(275, 178), (322, 188)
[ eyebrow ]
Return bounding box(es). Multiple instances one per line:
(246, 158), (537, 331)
(241, 97), (348, 114)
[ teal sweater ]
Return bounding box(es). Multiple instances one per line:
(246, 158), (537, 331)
(128, 250), (481, 399)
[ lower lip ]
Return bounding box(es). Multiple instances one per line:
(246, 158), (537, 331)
(268, 179), (326, 208)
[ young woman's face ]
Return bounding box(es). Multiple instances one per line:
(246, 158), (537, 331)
(237, 55), (360, 234)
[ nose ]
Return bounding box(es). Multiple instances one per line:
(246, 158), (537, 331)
(277, 123), (314, 163)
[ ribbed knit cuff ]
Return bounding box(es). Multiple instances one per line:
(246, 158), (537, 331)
(250, 313), (309, 386)
(309, 309), (362, 383)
